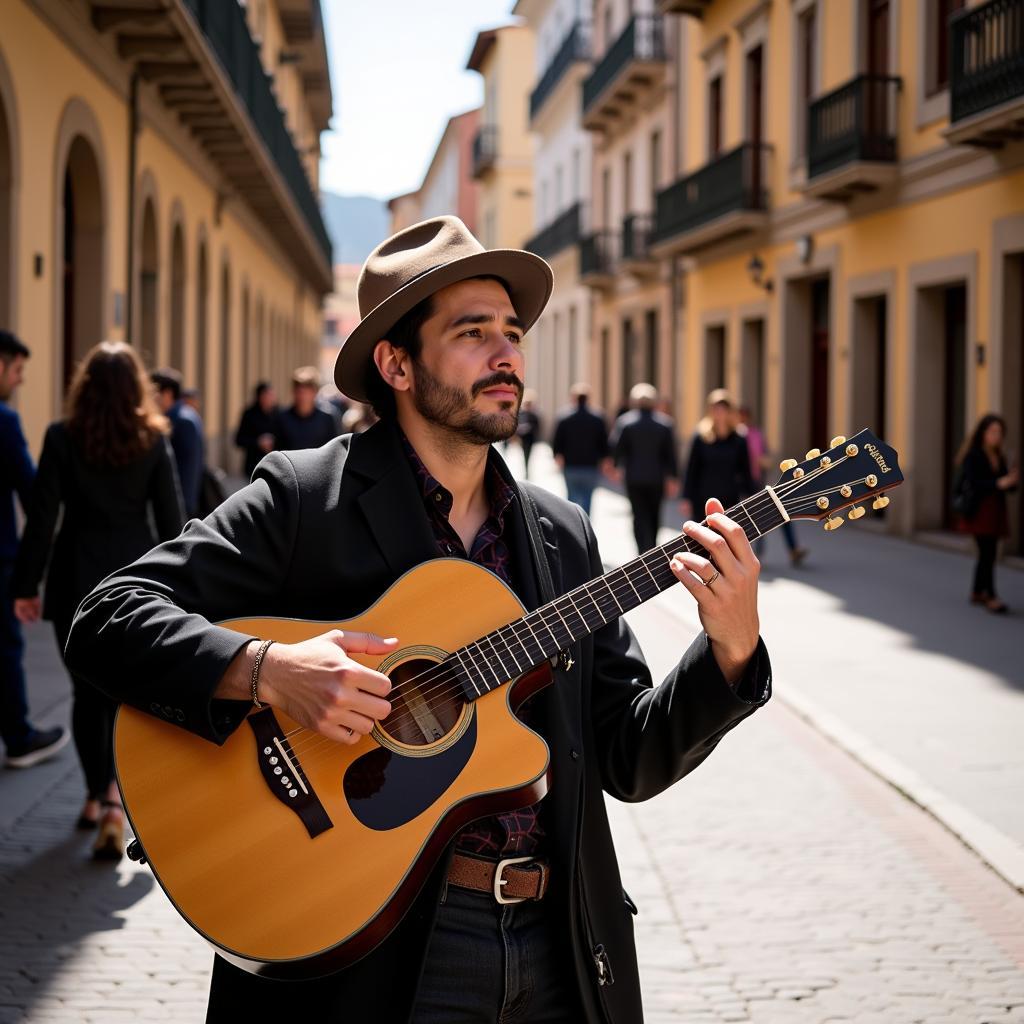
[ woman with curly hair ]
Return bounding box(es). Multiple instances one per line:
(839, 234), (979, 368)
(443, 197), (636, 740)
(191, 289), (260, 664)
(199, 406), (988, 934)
(12, 342), (185, 859)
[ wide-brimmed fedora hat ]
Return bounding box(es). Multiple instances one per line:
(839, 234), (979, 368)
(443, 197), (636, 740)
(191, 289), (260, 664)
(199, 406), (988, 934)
(334, 215), (553, 402)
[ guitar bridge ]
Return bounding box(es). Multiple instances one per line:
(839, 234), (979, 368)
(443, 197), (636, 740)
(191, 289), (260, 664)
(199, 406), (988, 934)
(247, 709), (333, 839)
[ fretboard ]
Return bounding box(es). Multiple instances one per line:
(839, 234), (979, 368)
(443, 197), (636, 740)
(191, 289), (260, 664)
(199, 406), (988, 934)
(452, 486), (787, 699)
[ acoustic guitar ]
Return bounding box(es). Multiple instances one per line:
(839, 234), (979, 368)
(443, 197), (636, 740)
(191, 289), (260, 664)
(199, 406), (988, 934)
(115, 429), (903, 978)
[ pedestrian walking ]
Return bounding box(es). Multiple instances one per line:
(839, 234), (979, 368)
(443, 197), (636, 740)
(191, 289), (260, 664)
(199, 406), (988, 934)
(0, 331), (68, 769)
(954, 413), (1019, 614)
(152, 368), (205, 518)
(682, 389), (755, 527)
(273, 366), (340, 451)
(552, 382), (609, 514)
(234, 381), (278, 478)
(611, 383), (679, 554)
(739, 404), (808, 567)
(12, 341), (185, 858)
(515, 389), (542, 478)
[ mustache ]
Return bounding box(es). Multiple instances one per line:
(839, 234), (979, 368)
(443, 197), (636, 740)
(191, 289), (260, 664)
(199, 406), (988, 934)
(472, 373), (523, 397)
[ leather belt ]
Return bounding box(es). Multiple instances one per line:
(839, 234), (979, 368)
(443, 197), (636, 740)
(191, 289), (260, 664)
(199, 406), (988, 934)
(447, 853), (550, 904)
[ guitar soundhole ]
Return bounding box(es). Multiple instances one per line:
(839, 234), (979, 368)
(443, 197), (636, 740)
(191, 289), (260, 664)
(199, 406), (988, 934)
(381, 658), (465, 747)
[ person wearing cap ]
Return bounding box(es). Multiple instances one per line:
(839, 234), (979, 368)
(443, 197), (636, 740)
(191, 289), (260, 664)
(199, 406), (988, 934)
(273, 366), (339, 452)
(65, 216), (771, 1023)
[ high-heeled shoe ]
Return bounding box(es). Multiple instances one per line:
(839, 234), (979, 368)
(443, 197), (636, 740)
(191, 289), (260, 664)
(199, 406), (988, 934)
(92, 800), (124, 862)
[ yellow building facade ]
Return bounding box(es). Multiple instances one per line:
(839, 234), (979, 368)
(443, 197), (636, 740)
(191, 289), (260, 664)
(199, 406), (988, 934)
(641, 0), (1024, 552)
(0, 0), (333, 467)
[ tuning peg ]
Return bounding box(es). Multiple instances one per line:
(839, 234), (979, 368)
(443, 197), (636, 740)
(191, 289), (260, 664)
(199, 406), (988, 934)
(830, 435), (847, 449)
(805, 448), (821, 460)
(779, 458), (798, 472)
(823, 515), (844, 531)
(872, 496), (890, 510)
(848, 505), (866, 520)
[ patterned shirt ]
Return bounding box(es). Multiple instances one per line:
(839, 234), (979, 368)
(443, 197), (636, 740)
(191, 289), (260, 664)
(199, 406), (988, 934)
(402, 434), (546, 858)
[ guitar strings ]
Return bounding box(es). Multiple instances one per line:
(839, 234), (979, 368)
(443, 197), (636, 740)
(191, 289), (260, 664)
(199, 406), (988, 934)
(282, 473), (872, 763)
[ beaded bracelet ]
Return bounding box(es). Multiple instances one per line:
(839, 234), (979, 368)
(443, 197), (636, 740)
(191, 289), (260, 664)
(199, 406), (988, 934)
(250, 639), (275, 709)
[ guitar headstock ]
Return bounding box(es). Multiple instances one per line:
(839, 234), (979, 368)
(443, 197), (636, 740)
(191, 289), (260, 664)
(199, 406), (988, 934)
(773, 430), (903, 530)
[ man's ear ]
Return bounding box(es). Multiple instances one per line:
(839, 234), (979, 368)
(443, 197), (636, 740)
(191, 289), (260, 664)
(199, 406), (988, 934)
(372, 339), (411, 394)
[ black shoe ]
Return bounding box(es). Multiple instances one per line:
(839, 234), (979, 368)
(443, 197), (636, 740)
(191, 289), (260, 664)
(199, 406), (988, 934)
(5, 726), (69, 768)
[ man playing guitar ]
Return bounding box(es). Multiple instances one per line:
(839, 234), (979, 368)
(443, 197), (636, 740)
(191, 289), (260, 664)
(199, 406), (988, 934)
(67, 216), (771, 1022)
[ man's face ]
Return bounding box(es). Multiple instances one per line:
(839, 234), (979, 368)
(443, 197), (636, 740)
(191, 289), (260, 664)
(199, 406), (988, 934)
(403, 278), (525, 446)
(293, 383), (317, 414)
(0, 355), (26, 402)
(259, 387), (276, 412)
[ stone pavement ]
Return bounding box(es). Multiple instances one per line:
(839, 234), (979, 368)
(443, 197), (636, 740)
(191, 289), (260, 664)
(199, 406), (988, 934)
(1, 443), (1023, 1022)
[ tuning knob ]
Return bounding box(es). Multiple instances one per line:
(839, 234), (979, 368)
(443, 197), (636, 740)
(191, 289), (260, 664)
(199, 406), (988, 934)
(848, 505), (866, 520)
(830, 435), (847, 449)
(805, 448), (821, 460)
(779, 458), (798, 472)
(872, 496), (890, 510)
(823, 515), (844, 531)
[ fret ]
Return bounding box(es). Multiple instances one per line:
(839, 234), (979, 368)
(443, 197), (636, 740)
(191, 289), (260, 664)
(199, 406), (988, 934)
(458, 488), (786, 698)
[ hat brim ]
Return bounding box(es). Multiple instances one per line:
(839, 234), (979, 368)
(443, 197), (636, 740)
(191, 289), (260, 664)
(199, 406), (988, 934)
(334, 248), (553, 402)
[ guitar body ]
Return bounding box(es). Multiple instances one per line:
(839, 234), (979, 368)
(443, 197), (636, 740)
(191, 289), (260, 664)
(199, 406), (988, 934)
(114, 558), (553, 979)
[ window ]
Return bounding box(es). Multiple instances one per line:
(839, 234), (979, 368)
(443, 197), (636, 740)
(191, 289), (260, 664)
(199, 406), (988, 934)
(708, 76), (723, 158)
(930, 0), (965, 95)
(622, 150), (633, 217)
(649, 130), (662, 198)
(601, 166), (612, 229)
(794, 5), (817, 161)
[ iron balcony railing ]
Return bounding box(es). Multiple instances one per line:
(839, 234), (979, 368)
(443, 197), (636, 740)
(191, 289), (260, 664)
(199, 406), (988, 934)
(807, 74), (902, 181)
(472, 125), (499, 178)
(652, 143), (770, 245)
(579, 230), (617, 278)
(530, 22), (591, 120)
(950, 0), (1024, 123)
(621, 213), (654, 262)
(582, 15), (667, 116)
(525, 203), (583, 260)
(182, 0), (331, 264)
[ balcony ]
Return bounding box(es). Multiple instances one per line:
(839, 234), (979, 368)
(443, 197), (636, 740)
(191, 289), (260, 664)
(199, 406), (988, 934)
(530, 22), (591, 125)
(651, 143), (770, 255)
(658, 0), (712, 14)
(804, 75), (901, 201)
(524, 203), (583, 261)
(472, 125), (499, 179)
(579, 231), (618, 289)
(620, 213), (657, 276)
(946, 0), (1024, 146)
(87, 0), (332, 291)
(582, 16), (668, 132)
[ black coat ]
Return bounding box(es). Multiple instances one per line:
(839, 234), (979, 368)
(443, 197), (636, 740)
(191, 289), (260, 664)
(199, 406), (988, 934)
(65, 420), (771, 1023)
(234, 402), (278, 479)
(12, 422), (185, 632)
(611, 410), (678, 486)
(683, 431), (755, 513)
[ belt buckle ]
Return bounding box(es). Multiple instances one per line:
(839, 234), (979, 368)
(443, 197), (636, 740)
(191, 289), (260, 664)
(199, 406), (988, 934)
(493, 856), (533, 905)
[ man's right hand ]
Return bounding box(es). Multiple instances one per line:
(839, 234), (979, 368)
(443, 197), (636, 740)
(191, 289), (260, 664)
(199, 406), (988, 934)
(250, 630), (396, 745)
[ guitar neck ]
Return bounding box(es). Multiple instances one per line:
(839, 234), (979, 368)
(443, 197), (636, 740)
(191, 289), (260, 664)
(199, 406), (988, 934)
(453, 487), (788, 699)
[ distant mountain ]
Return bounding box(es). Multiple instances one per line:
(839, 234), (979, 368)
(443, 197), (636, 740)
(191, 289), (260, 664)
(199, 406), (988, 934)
(321, 192), (389, 266)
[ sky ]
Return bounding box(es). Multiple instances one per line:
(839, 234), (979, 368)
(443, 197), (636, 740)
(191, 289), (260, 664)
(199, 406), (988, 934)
(319, 2), (517, 201)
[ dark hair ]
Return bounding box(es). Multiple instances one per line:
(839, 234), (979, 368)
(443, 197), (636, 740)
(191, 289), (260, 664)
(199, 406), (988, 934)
(958, 413), (1006, 464)
(68, 342), (170, 466)
(363, 275), (513, 420)
(151, 367), (183, 401)
(0, 330), (30, 364)
(254, 380), (272, 401)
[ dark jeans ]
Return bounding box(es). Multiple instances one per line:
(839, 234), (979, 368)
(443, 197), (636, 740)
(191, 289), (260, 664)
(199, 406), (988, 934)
(626, 483), (663, 554)
(972, 534), (999, 597)
(411, 883), (583, 1023)
(0, 561), (32, 752)
(564, 467), (600, 516)
(54, 617), (118, 799)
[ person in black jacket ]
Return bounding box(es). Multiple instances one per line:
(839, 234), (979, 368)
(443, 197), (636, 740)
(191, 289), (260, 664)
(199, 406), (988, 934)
(65, 217), (770, 1022)
(552, 382), (609, 513)
(273, 366), (339, 451)
(955, 413), (1019, 613)
(13, 342), (185, 859)
(683, 389), (755, 525)
(610, 383), (679, 554)
(234, 381), (278, 478)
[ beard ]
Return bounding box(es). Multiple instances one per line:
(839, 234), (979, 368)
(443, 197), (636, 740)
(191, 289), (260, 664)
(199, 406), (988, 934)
(411, 359), (521, 445)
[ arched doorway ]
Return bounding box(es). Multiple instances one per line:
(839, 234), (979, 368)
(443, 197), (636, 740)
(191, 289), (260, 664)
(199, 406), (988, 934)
(61, 136), (104, 388)
(169, 221), (185, 372)
(138, 197), (158, 369)
(195, 237), (208, 403)
(219, 258), (231, 466)
(0, 70), (13, 330)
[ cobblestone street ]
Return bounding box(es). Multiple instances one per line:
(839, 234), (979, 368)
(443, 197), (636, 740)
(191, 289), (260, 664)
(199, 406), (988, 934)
(1, 446), (1023, 1022)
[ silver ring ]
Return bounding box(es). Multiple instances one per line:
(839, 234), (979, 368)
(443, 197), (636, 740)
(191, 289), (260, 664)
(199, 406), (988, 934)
(346, 727), (354, 737)
(703, 569), (721, 588)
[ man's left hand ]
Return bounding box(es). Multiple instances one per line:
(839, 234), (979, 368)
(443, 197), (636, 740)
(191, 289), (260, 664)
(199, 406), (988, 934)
(669, 498), (760, 685)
